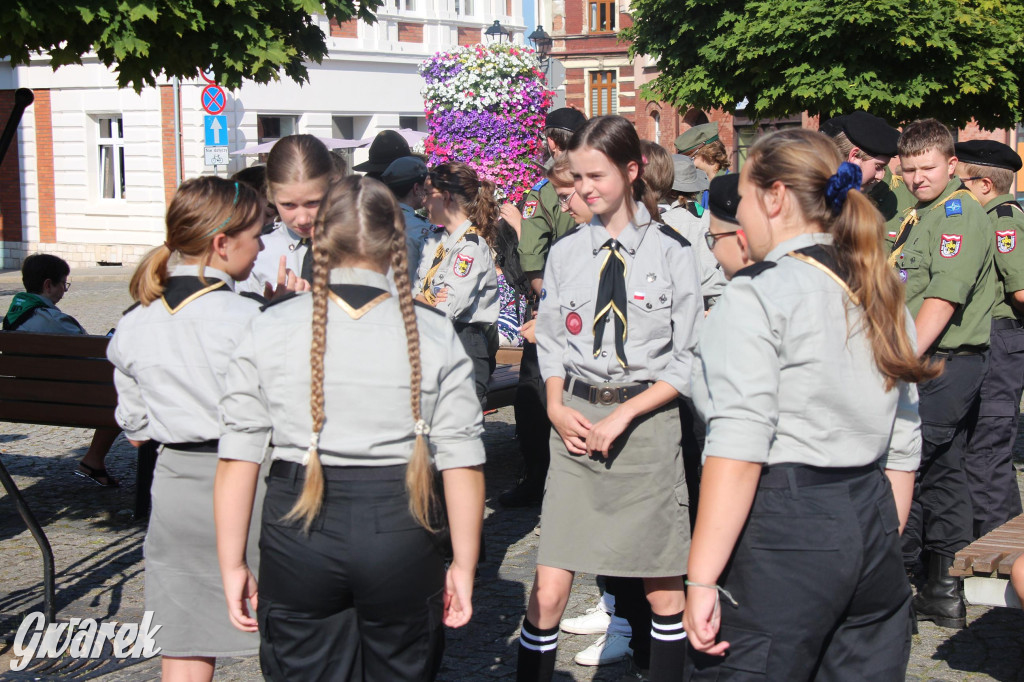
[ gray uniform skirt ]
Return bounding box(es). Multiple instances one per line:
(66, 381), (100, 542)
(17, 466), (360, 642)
(537, 388), (691, 577)
(145, 446), (265, 657)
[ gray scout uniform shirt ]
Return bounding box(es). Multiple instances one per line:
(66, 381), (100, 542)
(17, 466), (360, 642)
(402, 203), (434, 282)
(414, 219), (500, 327)
(694, 233), (922, 472)
(236, 222), (309, 295)
(16, 301), (87, 334)
(218, 267), (486, 470)
(536, 203), (703, 396)
(662, 203), (727, 305)
(107, 265), (262, 444)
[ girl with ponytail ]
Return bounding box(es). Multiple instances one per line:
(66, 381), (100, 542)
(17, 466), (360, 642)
(684, 128), (938, 678)
(107, 176), (265, 681)
(215, 175), (485, 681)
(415, 161), (501, 405)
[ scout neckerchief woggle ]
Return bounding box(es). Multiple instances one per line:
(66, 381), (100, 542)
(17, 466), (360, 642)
(593, 239), (628, 368)
(421, 224), (479, 305)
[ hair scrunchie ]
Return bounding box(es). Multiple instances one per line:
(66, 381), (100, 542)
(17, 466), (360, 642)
(824, 162), (862, 215)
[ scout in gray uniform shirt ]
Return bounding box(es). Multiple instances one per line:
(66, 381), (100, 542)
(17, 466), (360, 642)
(236, 135), (336, 298)
(517, 116), (702, 682)
(415, 161), (500, 405)
(107, 177), (266, 680)
(214, 176), (485, 682)
(685, 129), (935, 681)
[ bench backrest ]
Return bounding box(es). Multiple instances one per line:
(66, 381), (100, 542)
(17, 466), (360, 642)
(0, 332), (118, 429)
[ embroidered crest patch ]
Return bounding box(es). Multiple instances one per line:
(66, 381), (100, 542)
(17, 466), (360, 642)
(899, 269), (908, 283)
(997, 230), (1016, 253)
(940, 234), (962, 258)
(454, 253), (474, 277)
(540, 288), (546, 300)
(945, 199), (963, 217)
(522, 201), (538, 219)
(565, 311), (582, 335)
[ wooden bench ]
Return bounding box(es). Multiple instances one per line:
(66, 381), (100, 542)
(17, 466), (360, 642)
(487, 346), (523, 410)
(0, 331), (159, 622)
(951, 513), (1024, 609)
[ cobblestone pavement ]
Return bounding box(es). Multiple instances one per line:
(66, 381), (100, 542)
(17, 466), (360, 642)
(1, 272), (1023, 680)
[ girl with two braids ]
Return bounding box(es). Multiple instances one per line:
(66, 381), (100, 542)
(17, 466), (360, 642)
(685, 129), (938, 679)
(214, 176), (485, 681)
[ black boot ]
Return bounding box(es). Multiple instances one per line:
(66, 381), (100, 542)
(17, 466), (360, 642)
(912, 553), (966, 629)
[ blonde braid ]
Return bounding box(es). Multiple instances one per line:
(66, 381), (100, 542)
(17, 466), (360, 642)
(282, 241), (332, 532)
(391, 223), (435, 530)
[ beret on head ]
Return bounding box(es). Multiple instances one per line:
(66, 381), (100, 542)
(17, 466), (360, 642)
(545, 107), (588, 133)
(840, 111), (899, 158)
(708, 174), (740, 225)
(955, 140), (1023, 172)
(381, 156), (428, 186)
(819, 115), (848, 138)
(352, 130), (412, 173)
(675, 122), (719, 154)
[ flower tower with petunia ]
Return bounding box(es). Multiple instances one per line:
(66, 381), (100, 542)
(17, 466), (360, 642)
(420, 43), (553, 205)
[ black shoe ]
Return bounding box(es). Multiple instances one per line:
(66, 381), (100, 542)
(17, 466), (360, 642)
(620, 656), (649, 682)
(913, 553), (966, 629)
(499, 480), (543, 507)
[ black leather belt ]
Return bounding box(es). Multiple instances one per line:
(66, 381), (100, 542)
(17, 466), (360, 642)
(933, 345), (988, 357)
(161, 439), (219, 453)
(992, 318), (1023, 331)
(759, 462), (880, 489)
(565, 374), (651, 405)
(270, 460), (405, 481)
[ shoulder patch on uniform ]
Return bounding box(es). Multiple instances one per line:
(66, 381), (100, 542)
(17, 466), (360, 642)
(657, 224), (691, 248)
(945, 199), (963, 217)
(260, 291), (301, 311)
(522, 200), (539, 219)
(414, 300), (446, 317)
(122, 301), (141, 315)
(996, 204), (1018, 219)
(734, 261), (778, 278)
(996, 230), (1016, 253)
(462, 232), (480, 244)
(940, 234), (962, 258)
(532, 178), (549, 191)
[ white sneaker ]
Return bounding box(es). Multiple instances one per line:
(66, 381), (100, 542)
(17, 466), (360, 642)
(560, 606), (611, 635)
(573, 633), (632, 666)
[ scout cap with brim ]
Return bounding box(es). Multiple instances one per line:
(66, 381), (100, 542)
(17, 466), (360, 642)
(675, 122), (719, 154)
(353, 130), (412, 173)
(672, 154), (710, 193)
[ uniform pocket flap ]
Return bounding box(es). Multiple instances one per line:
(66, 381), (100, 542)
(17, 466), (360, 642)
(876, 497), (900, 535)
(748, 514), (839, 551)
(674, 479), (689, 506)
(627, 287), (672, 312)
(558, 289), (592, 312)
(717, 625), (772, 673)
(1002, 331), (1024, 354)
(921, 422), (956, 446)
(374, 503), (422, 533)
(977, 399), (1018, 418)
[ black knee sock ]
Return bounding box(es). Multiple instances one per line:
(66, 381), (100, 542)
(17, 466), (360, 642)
(649, 610), (686, 682)
(517, 618), (558, 682)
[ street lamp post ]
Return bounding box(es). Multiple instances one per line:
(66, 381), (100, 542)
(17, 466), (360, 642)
(484, 20), (510, 43)
(528, 25), (553, 72)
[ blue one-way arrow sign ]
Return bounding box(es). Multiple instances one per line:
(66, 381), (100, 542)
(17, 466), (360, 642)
(204, 115), (228, 146)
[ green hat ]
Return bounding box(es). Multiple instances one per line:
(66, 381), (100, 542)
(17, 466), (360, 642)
(675, 122), (719, 154)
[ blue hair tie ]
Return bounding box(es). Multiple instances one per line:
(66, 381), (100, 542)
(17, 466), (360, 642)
(824, 162), (862, 215)
(206, 182), (240, 238)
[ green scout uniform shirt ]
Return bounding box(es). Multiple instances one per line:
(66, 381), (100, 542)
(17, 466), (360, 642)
(517, 179), (578, 273)
(985, 194), (1024, 321)
(874, 168), (917, 246)
(892, 177), (996, 350)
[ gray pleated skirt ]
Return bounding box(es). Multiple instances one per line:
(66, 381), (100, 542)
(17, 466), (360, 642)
(145, 446), (265, 657)
(537, 390), (691, 577)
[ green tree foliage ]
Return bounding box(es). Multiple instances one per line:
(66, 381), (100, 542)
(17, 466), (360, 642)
(625, 0), (1024, 129)
(0, 0), (383, 91)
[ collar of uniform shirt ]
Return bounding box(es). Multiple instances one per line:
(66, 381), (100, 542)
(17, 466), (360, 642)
(329, 267), (390, 290)
(763, 232), (834, 263)
(586, 202), (654, 256)
(441, 219), (474, 249)
(170, 263), (236, 291)
(283, 224), (309, 244)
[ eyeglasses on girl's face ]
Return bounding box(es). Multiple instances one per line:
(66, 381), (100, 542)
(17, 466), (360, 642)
(704, 230), (739, 251)
(557, 190), (576, 208)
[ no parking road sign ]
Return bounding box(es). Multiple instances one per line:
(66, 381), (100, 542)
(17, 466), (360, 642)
(201, 85), (226, 115)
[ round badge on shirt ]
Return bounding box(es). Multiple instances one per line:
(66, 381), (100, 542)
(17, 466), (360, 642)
(565, 311), (582, 335)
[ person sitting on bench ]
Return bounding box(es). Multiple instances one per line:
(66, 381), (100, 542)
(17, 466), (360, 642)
(2, 253), (120, 486)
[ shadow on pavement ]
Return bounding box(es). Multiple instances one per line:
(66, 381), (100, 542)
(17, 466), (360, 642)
(931, 606), (1024, 681)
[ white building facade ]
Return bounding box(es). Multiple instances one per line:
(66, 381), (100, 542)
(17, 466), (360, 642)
(0, 2), (525, 269)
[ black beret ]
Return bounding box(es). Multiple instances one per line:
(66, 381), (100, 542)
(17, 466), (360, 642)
(708, 174), (740, 225)
(819, 115), (847, 138)
(841, 111), (899, 158)
(955, 140), (1023, 172)
(545, 108), (587, 133)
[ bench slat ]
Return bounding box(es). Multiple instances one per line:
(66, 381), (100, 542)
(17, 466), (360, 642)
(998, 551), (1023, 575)
(0, 378), (118, 407)
(0, 402), (118, 429)
(971, 551), (1008, 574)
(0, 356), (114, 382)
(0, 332), (110, 357)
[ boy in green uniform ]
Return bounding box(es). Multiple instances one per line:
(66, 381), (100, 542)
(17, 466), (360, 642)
(894, 119), (996, 629)
(955, 139), (1024, 538)
(500, 107), (587, 507)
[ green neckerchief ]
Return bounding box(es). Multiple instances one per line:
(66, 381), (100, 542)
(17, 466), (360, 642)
(2, 292), (50, 330)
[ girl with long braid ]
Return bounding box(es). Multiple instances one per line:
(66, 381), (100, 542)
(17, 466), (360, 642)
(214, 175), (485, 681)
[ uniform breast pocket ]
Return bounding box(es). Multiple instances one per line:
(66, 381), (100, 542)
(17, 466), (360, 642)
(559, 288), (592, 339)
(626, 287), (672, 340)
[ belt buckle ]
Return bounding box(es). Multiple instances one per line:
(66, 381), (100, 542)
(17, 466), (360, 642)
(596, 386), (617, 405)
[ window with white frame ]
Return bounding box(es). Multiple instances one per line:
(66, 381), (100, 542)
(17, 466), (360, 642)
(393, 0), (415, 9)
(455, 0), (473, 15)
(97, 115), (126, 200)
(257, 115), (298, 144)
